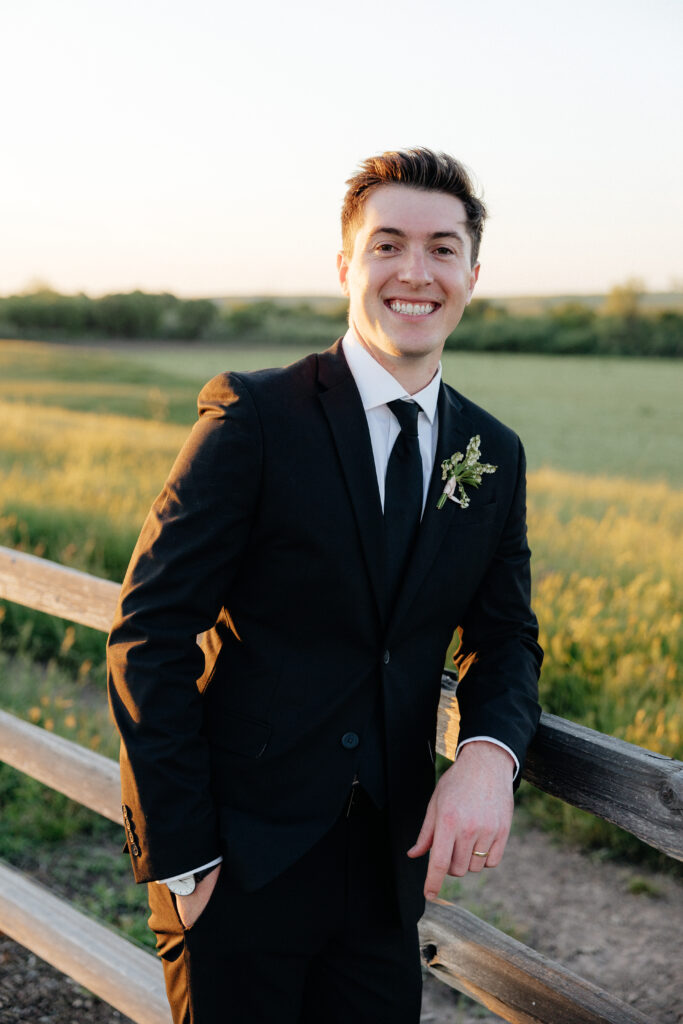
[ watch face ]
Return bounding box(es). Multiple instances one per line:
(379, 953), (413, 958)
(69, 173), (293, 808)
(167, 875), (195, 896)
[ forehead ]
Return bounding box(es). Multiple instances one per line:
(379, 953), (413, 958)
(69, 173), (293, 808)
(355, 184), (469, 243)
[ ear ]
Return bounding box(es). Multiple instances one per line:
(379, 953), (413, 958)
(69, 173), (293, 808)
(465, 262), (480, 304)
(337, 251), (350, 296)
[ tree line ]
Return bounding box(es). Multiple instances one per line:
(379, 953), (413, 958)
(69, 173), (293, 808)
(0, 285), (681, 356)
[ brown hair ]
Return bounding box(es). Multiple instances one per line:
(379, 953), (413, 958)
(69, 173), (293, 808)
(341, 148), (487, 265)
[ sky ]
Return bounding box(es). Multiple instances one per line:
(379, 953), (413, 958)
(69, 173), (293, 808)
(2, 0), (681, 299)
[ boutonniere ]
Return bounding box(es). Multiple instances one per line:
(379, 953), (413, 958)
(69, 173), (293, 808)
(437, 435), (497, 509)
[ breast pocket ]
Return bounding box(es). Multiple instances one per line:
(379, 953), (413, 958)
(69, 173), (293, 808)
(455, 501), (498, 528)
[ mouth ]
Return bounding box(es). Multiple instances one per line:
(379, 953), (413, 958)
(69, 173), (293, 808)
(386, 299), (440, 317)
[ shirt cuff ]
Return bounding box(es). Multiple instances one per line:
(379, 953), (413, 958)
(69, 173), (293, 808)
(155, 855), (223, 885)
(455, 736), (519, 780)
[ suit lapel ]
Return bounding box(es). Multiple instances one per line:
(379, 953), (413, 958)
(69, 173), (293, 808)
(317, 342), (386, 623)
(387, 382), (474, 639)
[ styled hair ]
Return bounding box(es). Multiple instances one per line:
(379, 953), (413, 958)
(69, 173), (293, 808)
(341, 147), (487, 265)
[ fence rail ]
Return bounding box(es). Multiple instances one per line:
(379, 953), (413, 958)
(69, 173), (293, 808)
(0, 861), (168, 1024)
(419, 901), (651, 1024)
(0, 544), (677, 1023)
(523, 713), (683, 860)
(0, 544), (119, 632)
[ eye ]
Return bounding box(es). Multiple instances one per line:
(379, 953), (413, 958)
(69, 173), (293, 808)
(434, 245), (456, 256)
(374, 242), (398, 254)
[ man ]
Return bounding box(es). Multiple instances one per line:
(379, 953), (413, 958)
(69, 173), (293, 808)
(107, 147), (542, 1023)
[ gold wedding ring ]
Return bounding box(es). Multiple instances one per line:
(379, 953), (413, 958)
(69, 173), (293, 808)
(472, 850), (489, 858)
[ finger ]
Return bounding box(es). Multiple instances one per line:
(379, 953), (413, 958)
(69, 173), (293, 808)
(447, 825), (480, 877)
(467, 837), (495, 873)
(407, 798), (436, 858)
(482, 829), (510, 869)
(424, 819), (458, 899)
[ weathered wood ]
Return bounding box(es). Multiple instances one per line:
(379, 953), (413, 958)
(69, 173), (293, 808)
(524, 713), (683, 862)
(419, 900), (651, 1024)
(437, 679), (683, 861)
(0, 544), (119, 632)
(0, 709), (122, 824)
(0, 861), (170, 1024)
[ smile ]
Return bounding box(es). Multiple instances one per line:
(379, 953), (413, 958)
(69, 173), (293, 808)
(387, 300), (438, 316)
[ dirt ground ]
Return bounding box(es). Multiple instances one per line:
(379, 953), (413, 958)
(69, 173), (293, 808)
(1, 823), (680, 1023)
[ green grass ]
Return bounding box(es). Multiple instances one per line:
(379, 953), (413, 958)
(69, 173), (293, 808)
(119, 342), (683, 483)
(626, 875), (663, 898)
(441, 351), (682, 485)
(0, 340), (198, 422)
(3, 339), (681, 482)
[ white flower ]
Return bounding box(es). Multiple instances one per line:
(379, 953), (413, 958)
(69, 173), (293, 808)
(437, 435), (497, 510)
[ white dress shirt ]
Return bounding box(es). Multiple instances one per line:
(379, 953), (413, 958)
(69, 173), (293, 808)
(161, 332), (516, 884)
(342, 330), (441, 514)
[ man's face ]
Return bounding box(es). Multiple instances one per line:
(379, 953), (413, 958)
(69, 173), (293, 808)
(337, 184), (480, 368)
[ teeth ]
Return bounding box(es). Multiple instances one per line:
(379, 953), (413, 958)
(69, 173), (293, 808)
(389, 301), (435, 316)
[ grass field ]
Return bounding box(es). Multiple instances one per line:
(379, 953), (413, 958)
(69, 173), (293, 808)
(1, 339), (681, 481)
(0, 338), (681, 869)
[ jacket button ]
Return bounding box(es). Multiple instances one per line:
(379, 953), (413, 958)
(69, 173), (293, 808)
(341, 732), (360, 750)
(383, 650), (390, 664)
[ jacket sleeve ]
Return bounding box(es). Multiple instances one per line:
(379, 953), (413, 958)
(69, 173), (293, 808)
(107, 372), (262, 882)
(454, 437), (543, 778)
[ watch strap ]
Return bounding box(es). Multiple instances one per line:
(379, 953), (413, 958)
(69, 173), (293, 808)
(193, 865), (216, 884)
(166, 864), (216, 895)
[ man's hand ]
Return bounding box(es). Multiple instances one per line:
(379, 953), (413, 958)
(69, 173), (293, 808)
(407, 741), (515, 900)
(175, 865), (221, 929)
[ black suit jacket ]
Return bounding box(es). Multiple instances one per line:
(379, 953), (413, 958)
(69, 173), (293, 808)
(107, 340), (542, 923)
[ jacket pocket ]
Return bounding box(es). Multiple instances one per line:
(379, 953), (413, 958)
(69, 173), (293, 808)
(210, 710), (271, 758)
(456, 500), (498, 527)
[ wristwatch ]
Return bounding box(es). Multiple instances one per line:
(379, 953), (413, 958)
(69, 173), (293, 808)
(165, 865), (216, 896)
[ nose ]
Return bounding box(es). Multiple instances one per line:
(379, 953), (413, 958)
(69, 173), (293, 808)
(397, 247), (433, 286)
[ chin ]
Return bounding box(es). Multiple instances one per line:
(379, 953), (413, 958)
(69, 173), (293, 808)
(385, 331), (444, 359)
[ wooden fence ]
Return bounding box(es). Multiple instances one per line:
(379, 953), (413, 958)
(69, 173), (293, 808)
(1, 543), (681, 1024)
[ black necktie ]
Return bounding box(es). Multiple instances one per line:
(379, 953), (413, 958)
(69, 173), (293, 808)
(355, 398), (422, 810)
(384, 399), (422, 607)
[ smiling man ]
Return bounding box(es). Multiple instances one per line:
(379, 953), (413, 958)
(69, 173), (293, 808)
(338, 183), (479, 386)
(107, 148), (542, 1023)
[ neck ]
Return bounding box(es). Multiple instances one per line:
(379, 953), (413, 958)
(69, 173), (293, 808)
(352, 326), (441, 395)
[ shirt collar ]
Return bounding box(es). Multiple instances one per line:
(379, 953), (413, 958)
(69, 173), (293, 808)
(341, 329), (441, 425)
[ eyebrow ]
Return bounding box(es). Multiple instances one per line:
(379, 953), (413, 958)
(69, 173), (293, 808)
(369, 226), (466, 246)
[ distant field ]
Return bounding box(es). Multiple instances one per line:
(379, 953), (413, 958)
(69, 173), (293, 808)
(1, 339), (681, 482)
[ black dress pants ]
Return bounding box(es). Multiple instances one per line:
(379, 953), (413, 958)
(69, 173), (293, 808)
(147, 788), (422, 1024)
